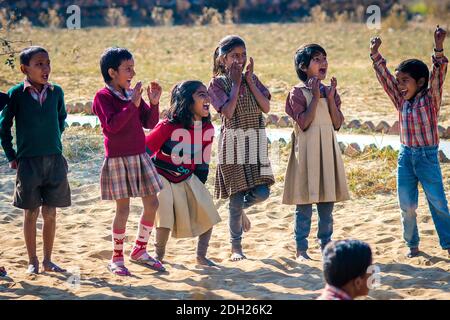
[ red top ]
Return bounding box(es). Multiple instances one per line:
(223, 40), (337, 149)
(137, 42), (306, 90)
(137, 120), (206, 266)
(92, 87), (159, 158)
(145, 119), (215, 183)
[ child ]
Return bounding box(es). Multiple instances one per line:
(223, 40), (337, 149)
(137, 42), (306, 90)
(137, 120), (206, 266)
(370, 26), (450, 258)
(92, 47), (164, 276)
(208, 35), (275, 261)
(317, 239), (373, 300)
(0, 46), (71, 274)
(146, 80), (221, 266)
(283, 44), (350, 261)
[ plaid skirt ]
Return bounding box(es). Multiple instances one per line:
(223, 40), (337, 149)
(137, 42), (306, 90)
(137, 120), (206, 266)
(100, 153), (163, 200)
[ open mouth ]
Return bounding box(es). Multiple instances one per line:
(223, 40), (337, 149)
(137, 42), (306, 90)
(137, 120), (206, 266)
(401, 89), (408, 97)
(319, 68), (327, 75)
(203, 103), (210, 111)
(42, 74), (49, 81)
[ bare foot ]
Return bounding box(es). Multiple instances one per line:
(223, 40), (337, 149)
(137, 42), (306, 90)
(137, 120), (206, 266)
(43, 260), (66, 273)
(242, 213), (251, 233)
(296, 251), (312, 261)
(406, 247), (420, 258)
(26, 257), (39, 275)
(196, 256), (218, 267)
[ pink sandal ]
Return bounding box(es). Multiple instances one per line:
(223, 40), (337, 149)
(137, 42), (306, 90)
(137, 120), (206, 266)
(130, 256), (166, 272)
(107, 263), (131, 276)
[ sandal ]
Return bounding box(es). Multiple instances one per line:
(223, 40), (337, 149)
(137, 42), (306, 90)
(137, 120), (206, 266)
(107, 263), (131, 276)
(0, 266), (6, 277)
(130, 256), (166, 272)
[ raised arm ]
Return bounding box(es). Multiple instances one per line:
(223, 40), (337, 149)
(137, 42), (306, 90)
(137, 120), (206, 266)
(370, 37), (403, 110)
(430, 25), (448, 111)
(245, 58), (271, 113)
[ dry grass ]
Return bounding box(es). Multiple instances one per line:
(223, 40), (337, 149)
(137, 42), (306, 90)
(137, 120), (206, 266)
(1, 22), (449, 126)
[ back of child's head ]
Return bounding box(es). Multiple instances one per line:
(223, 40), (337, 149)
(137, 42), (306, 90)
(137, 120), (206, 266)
(322, 239), (372, 288)
(395, 59), (430, 92)
(20, 46), (48, 66)
(213, 35), (246, 76)
(167, 80), (211, 128)
(100, 47), (133, 83)
(294, 44), (327, 82)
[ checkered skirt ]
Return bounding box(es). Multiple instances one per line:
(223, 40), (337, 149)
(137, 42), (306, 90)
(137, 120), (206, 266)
(214, 75), (275, 199)
(100, 153), (163, 200)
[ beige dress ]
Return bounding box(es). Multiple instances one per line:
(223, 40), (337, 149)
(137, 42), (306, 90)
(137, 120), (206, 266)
(282, 87), (350, 205)
(155, 174), (221, 238)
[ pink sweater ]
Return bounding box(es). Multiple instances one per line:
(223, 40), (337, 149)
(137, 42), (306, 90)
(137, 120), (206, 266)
(92, 87), (159, 158)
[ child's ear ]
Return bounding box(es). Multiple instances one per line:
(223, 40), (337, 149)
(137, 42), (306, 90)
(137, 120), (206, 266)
(108, 68), (116, 80)
(20, 64), (27, 75)
(300, 64), (308, 73)
(417, 77), (426, 89)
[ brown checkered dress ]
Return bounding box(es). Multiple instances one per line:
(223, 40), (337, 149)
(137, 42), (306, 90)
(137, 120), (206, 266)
(214, 75), (275, 199)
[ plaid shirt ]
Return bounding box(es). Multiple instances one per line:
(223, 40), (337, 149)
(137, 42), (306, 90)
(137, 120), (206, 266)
(23, 78), (54, 106)
(106, 84), (133, 101)
(371, 52), (448, 147)
(317, 285), (352, 300)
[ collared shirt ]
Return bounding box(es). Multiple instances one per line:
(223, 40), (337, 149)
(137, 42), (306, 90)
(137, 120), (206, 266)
(23, 78), (54, 106)
(317, 285), (352, 300)
(371, 51), (448, 147)
(106, 84), (133, 101)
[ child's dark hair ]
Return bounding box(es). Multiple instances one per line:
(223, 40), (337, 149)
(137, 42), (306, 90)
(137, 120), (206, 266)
(166, 80), (211, 129)
(100, 47), (133, 83)
(213, 35), (246, 76)
(294, 44), (327, 82)
(395, 59), (430, 93)
(323, 239), (372, 288)
(20, 46), (48, 66)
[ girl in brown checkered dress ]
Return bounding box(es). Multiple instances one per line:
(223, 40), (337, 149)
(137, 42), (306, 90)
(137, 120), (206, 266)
(208, 35), (275, 261)
(92, 48), (165, 276)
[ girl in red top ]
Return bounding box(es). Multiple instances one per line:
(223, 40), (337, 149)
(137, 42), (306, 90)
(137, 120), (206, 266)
(146, 81), (221, 266)
(92, 47), (165, 276)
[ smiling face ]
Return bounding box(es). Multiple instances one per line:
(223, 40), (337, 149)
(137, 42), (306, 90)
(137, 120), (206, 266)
(395, 70), (424, 101)
(21, 51), (51, 89)
(109, 58), (135, 91)
(191, 85), (211, 122)
(223, 45), (247, 72)
(303, 52), (328, 81)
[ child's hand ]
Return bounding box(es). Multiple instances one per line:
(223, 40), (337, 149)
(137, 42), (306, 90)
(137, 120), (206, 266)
(229, 61), (242, 86)
(147, 81), (162, 106)
(326, 77), (337, 99)
(244, 57), (254, 84)
(370, 37), (382, 55)
(434, 25), (447, 51)
(308, 77), (321, 99)
(9, 160), (17, 170)
(131, 81), (143, 108)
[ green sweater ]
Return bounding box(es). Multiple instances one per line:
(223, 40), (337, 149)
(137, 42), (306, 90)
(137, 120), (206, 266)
(0, 82), (67, 162)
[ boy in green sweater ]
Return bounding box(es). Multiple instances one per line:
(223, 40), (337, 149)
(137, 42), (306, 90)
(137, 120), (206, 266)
(0, 46), (71, 274)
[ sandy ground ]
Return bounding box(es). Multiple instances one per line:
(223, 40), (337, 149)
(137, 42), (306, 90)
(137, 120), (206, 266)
(0, 154), (449, 300)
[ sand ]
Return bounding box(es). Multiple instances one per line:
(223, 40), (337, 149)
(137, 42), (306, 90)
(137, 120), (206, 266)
(0, 153), (449, 300)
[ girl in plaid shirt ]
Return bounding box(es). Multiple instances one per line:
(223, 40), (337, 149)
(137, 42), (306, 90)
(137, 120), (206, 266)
(370, 26), (450, 258)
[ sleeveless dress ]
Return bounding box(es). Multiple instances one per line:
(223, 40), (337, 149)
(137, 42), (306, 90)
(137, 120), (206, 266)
(282, 87), (350, 205)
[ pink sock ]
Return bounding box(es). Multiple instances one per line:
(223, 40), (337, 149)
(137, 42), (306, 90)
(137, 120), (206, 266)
(131, 217), (153, 260)
(112, 229), (126, 266)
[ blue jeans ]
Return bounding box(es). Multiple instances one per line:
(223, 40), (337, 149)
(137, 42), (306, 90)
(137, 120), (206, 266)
(294, 202), (334, 251)
(397, 145), (450, 249)
(229, 184), (270, 247)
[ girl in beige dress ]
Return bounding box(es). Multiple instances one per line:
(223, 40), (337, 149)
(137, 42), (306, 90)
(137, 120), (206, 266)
(283, 44), (350, 261)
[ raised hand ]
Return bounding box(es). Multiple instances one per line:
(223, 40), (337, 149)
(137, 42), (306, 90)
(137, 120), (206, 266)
(147, 81), (162, 106)
(131, 81), (143, 108)
(308, 77), (321, 99)
(326, 76), (337, 99)
(229, 60), (243, 86)
(434, 25), (447, 51)
(245, 57), (254, 84)
(370, 36), (382, 55)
